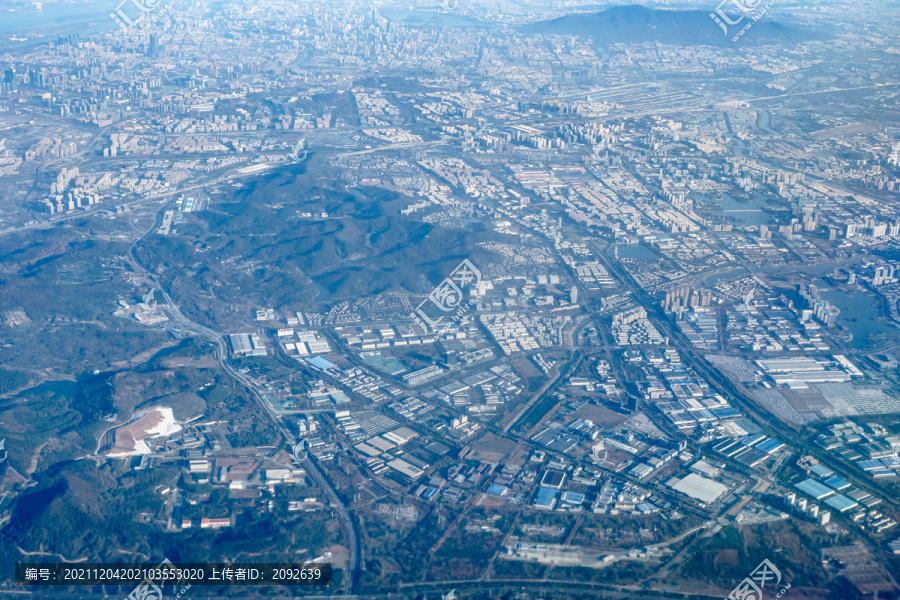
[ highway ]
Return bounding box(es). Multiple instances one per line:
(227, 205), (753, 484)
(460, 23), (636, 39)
(587, 239), (900, 567)
(122, 203), (362, 595)
(0, 578), (731, 600)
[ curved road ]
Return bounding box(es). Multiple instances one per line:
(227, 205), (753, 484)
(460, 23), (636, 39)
(124, 206), (361, 594)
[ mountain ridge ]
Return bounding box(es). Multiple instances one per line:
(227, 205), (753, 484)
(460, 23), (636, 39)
(520, 5), (820, 46)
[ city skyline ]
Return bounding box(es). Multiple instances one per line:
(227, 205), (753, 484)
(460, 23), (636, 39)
(0, 1), (898, 599)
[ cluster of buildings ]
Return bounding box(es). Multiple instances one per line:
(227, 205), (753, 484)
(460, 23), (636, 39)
(817, 422), (900, 480)
(792, 457), (897, 533)
(479, 312), (572, 354)
(7, 0), (899, 589)
(113, 290), (169, 326)
(611, 307), (666, 346)
(278, 329), (332, 357)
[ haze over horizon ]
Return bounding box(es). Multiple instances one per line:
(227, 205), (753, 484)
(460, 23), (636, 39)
(0, 0), (898, 599)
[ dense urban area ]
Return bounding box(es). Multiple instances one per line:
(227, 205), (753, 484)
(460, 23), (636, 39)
(0, 0), (899, 598)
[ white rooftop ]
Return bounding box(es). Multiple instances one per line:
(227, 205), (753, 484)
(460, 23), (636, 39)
(668, 473), (728, 504)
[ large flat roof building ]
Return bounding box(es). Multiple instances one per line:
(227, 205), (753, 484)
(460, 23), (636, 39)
(795, 478), (835, 500)
(403, 365), (443, 386)
(757, 358), (825, 372)
(229, 333), (266, 356)
(668, 473), (728, 504)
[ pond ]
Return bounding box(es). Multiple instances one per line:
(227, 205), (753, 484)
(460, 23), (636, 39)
(819, 288), (900, 350)
(612, 243), (661, 260)
(719, 193), (772, 227)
